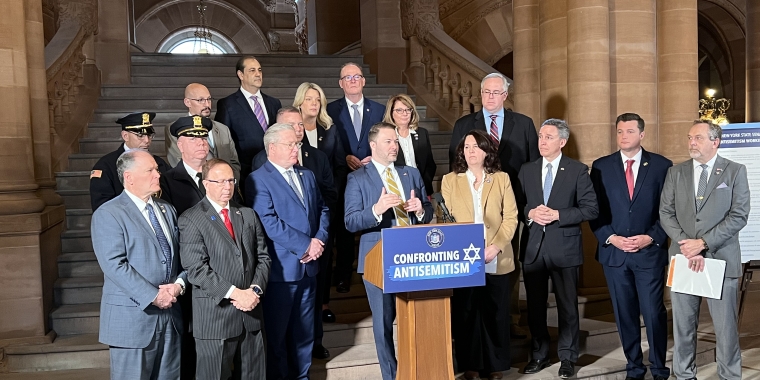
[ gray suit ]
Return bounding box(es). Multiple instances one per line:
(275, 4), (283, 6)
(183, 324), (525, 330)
(91, 192), (187, 380)
(179, 198), (271, 380)
(660, 155), (750, 380)
(166, 120), (241, 180)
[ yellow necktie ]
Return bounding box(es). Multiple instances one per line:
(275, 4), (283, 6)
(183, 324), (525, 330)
(385, 167), (411, 226)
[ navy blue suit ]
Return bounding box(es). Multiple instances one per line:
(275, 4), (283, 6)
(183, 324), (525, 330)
(215, 89), (281, 180)
(246, 161), (330, 380)
(344, 163), (433, 380)
(590, 149), (672, 379)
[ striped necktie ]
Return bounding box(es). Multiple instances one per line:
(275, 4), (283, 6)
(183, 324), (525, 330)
(250, 95), (268, 131)
(489, 114), (499, 145)
(385, 167), (411, 226)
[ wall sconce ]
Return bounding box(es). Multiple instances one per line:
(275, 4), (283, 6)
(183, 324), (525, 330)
(699, 88), (731, 126)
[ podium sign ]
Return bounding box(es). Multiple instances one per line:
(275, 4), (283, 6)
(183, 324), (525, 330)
(381, 223), (486, 294)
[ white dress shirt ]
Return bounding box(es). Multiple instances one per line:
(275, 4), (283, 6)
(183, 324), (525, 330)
(305, 128), (318, 149)
(370, 159), (424, 223)
(397, 129), (416, 168)
(269, 160), (304, 196)
(346, 96), (365, 121)
(620, 148), (643, 183)
(693, 154), (718, 197)
(240, 87), (270, 125)
(183, 162), (203, 190)
(541, 153), (562, 189)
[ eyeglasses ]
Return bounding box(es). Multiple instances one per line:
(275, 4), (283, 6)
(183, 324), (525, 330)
(341, 74), (364, 82)
(127, 131), (155, 139)
(276, 141), (303, 150)
(481, 90), (507, 97)
(393, 108), (413, 115)
(205, 178), (237, 186)
(188, 97), (213, 104)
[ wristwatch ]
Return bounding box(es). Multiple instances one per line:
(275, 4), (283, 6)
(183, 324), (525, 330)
(178, 282), (186, 296)
(251, 285), (263, 296)
(701, 238), (709, 251)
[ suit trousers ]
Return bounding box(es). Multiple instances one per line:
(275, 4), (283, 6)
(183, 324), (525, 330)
(334, 183), (356, 283)
(523, 254), (580, 363)
(195, 329), (266, 380)
(603, 260), (669, 379)
(672, 277), (741, 380)
(263, 275), (316, 380)
(109, 309), (180, 380)
(314, 214), (336, 347)
(363, 278), (397, 380)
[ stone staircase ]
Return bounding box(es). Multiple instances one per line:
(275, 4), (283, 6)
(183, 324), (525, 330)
(1, 53), (715, 378)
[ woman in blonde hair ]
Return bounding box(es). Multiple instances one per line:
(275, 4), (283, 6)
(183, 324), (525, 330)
(382, 94), (437, 195)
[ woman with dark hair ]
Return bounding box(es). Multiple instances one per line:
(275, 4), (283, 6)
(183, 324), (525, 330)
(441, 129), (518, 380)
(383, 94), (436, 195)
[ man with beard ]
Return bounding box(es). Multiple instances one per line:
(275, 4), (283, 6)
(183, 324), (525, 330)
(166, 83), (241, 181)
(89, 112), (170, 211)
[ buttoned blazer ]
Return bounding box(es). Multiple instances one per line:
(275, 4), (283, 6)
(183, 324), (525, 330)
(91, 192), (186, 348)
(590, 149), (672, 268)
(395, 126), (437, 194)
(159, 160), (204, 216)
(344, 164), (434, 273)
(165, 120), (241, 181)
(518, 155), (599, 267)
(178, 198), (271, 338)
(659, 155), (750, 278)
(326, 97), (385, 161)
(245, 161), (330, 282)
(214, 89), (281, 176)
(440, 171), (518, 274)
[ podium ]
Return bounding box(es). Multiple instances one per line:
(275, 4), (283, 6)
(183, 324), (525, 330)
(363, 223), (486, 380)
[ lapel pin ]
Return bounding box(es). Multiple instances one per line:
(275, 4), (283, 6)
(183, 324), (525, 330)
(305, 152), (309, 157)
(403, 172), (408, 176)
(235, 210), (241, 215)
(560, 168), (565, 171)
(299, 172), (303, 176)
(366, 108), (370, 112)
(211, 215), (216, 221)
(485, 177), (492, 183)
(319, 136), (323, 141)
(159, 205), (166, 213)
(716, 168), (723, 173)
(643, 162), (649, 167)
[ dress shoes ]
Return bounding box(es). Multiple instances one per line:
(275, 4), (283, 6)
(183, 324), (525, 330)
(489, 372), (503, 380)
(462, 370), (479, 380)
(523, 359), (551, 374)
(312, 344), (330, 359)
(558, 360), (575, 379)
(322, 308), (336, 323)
(336, 280), (350, 293)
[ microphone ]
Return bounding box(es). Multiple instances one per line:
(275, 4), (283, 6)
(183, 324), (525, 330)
(432, 193), (456, 223)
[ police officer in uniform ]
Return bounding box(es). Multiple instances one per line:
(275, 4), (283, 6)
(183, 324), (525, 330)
(89, 112), (171, 211)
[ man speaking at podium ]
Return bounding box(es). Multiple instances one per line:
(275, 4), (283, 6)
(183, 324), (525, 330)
(344, 122), (433, 380)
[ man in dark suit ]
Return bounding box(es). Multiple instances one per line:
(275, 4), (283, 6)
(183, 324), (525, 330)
(251, 107), (337, 360)
(449, 73), (539, 338)
(179, 158), (271, 380)
(326, 62), (386, 292)
(89, 112), (170, 211)
(517, 119), (598, 379)
(215, 55), (282, 182)
(246, 123), (330, 380)
(166, 83), (241, 181)
(344, 122), (433, 380)
(590, 113), (672, 380)
(91, 149), (186, 380)
(160, 116), (212, 216)
(660, 121), (750, 380)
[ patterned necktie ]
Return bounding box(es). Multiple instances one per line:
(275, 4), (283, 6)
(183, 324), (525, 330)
(146, 203), (172, 283)
(543, 163), (553, 205)
(351, 104), (362, 140)
(220, 209), (235, 241)
(385, 167), (411, 226)
(196, 172), (206, 196)
(250, 95), (268, 131)
(696, 164), (708, 210)
(625, 159), (635, 200)
(287, 170), (304, 206)
(489, 114), (499, 145)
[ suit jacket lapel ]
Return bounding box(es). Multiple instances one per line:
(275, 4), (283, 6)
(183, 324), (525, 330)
(366, 165), (386, 196)
(234, 90), (257, 122)
(359, 102), (373, 143)
(498, 111), (514, 154)
(228, 204), (244, 255)
(631, 150), (651, 204)
(396, 166), (413, 199)
(202, 201), (238, 248)
(174, 161), (203, 198)
(547, 156), (569, 205)
(294, 167), (310, 212)
(699, 156), (728, 211)
(455, 174), (474, 217)
(481, 172), (494, 210)
(119, 193), (161, 252)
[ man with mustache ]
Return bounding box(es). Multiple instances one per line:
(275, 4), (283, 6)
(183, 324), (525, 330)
(166, 83), (241, 181)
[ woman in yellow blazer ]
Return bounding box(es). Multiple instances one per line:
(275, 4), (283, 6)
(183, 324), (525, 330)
(441, 129), (518, 380)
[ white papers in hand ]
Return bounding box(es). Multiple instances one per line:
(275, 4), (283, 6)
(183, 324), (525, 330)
(485, 256), (497, 274)
(666, 254), (726, 299)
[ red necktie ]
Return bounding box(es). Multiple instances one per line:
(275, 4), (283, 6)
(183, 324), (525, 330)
(489, 115), (499, 145)
(220, 209), (235, 241)
(625, 159), (635, 200)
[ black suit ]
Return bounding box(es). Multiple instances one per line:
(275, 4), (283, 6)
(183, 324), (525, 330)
(179, 198), (271, 379)
(517, 155), (598, 363)
(215, 89), (281, 180)
(89, 145), (170, 211)
(395, 127), (436, 195)
(305, 123), (348, 185)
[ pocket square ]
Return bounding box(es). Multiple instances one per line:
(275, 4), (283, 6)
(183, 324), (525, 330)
(717, 182), (728, 189)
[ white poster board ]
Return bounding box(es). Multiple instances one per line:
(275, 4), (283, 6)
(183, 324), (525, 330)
(717, 123), (760, 263)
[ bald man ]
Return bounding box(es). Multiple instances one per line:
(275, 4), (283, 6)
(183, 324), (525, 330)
(166, 83), (241, 181)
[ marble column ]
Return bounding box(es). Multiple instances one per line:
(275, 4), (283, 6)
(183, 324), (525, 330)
(747, 0), (760, 122)
(95, 0), (130, 84)
(538, 0), (568, 122)
(360, 0), (406, 84)
(307, 0), (361, 54)
(512, 0), (541, 127)
(657, 0), (699, 163)
(609, 0), (659, 152)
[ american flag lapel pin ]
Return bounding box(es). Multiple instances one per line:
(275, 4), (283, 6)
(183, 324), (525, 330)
(643, 162), (649, 167)
(211, 215), (216, 221)
(716, 167), (723, 174)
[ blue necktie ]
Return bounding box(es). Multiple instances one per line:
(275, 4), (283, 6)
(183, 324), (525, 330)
(543, 163), (553, 205)
(351, 104), (362, 140)
(146, 203), (172, 283)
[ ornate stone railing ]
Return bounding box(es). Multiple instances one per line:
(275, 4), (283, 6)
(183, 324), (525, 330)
(401, 0), (512, 130)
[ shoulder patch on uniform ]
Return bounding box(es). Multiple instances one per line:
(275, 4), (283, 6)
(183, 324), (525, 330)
(90, 170), (102, 179)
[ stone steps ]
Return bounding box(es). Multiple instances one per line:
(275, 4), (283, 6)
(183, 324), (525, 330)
(130, 53), (366, 66)
(131, 74), (378, 86)
(100, 84), (407, 99)
(93, 95), (399, 111)
(3, 334), (109, 373)
(131, 64), (368, 77)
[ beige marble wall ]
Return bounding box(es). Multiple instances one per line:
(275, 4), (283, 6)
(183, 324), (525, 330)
(538, 0), (568, 121)
(307, 0), (361, 54)
(95, 0), (130, 84)
(747, 0), (760, 121)
(512, 0), (540, 127)
(360, 0), (406, 84)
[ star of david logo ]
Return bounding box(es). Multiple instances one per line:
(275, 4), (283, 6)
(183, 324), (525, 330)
(462, 243), (481, 265)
